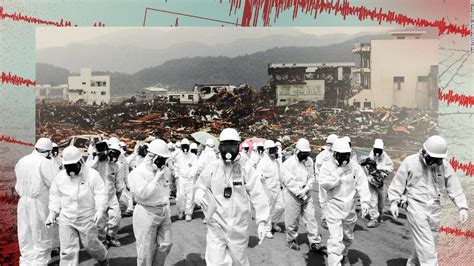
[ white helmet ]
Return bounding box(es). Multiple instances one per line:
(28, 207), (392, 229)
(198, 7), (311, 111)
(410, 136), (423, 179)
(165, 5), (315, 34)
(52, 142), (58, 148)
(256, 142), (264, 148)
(190, 143), (198, 150)
(148, 139), (171, 158)
(264, 140), (276, 149)
(109, 143), (122, 152)
(242, 142), (249, 148)
(108, 137), (120, 146)
(206, 138), (215, 148)
(342, 136), (351, 144)
(181, 138), (190, 145)
(167, 142), (175, 150)
(373, 139), (384, 149)
(175, 141), (181, 148)
(296, 138), (311, 152)
(62, 146), (82, 165)
(326, 134), (338, 145)
(219, 128), (241, 142)
(119, 141), (126, 148)
(275, 141), (282, 147)
(35, 138), (53, 151)
(332, 138), (351, 153)
(423, 135), (447, 158)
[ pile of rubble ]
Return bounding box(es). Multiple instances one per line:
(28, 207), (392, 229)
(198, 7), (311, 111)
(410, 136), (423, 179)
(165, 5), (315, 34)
(37, 89), (437, 154)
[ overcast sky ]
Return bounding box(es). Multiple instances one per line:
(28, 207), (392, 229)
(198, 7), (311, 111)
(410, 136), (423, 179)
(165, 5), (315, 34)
(36, 27), (393, 50)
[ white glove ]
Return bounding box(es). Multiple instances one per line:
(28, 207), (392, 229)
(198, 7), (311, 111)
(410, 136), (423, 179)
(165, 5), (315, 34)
(45, 212), (59, 227)
(194, 189), (208, 209)
(399, 195), (408, 208)
(361, 202), (370, 217)
(390, 201), (399, 219)
(459, 209), (469, 224)
(257, 222), (266, 244)
(94, 210), (104, 226)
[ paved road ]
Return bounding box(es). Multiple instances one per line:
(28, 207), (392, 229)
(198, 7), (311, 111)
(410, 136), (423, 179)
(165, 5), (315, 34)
(48, 190), (413, 266)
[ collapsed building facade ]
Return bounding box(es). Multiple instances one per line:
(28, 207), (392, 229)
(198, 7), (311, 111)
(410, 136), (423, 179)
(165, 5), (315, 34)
(268, 63), (355, 107)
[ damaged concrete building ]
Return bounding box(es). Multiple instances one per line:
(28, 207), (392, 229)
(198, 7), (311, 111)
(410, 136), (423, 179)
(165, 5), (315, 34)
(67, 68), (111, 105)
(268, 63), (355, 107)
(349, 31), (438, 110)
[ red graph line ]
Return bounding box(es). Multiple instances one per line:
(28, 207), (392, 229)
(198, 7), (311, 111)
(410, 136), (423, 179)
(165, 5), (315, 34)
(438, 88), (474, 108)
(0, 7), (74, 26)
(1, 71), (36, 87)
(228, 0), (470, 36)
(0, 136), (34, 147)
(450, 157), (474, 177)
(143, 7), (241, 26)
(439, 226), (474, 239)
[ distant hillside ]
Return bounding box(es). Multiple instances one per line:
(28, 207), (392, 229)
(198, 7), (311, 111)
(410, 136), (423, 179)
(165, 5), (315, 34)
(37, 34), (388, 96)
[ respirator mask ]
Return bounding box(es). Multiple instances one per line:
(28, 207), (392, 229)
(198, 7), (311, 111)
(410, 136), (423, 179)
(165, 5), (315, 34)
(243, 147), (249, 153)
(296, 150), (310, 162)
(152, 154), (168, 170)
(334, 152), (351, 166)
(138, 144), (148, 157)
(373, 148), (383, 158)
(52, 147), (59, 157)
(181, 144), (190, 154)
(65, 161), (83, 177)
(219, 141), (240, 162)
(108, 149), (121, 163)
(422, 149), (443, 166)
(269, 147), (279, 160)
(257, 146), (264, 154)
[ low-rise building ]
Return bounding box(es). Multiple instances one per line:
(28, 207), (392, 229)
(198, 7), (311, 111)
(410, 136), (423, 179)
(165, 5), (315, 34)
(67, 68), (110, 105)
(167, 91), (200, 104)
(36, 84), (68, 101)
(349, 31), (438, 110)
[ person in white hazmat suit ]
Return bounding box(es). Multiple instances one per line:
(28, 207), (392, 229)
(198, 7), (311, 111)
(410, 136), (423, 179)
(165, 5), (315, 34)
(128, 139), (173, 266)
(194, 128), (270, 266)
(196, 138), (219, 176)
(239, 142), (252, 167)
(319, 138), (371, 265)
(315, 134), (338, 229)
(86, 141), (122, 247)
(46, 146), (108, 265)
(123, 142), (149, 216)
(388, 135), (469, 266)
(342, 136), (357, 162)
(275, 141), (283, 164)
(280, 138), (323, 252)
(51, 142), (63, 174)
(15, 137), (56, 265)
(360, 139), (393, 228)
(190, 142), (199, 155)
(250, 142), (265, 168)
(175, 138), (198, 221)
(256, 140), (285, 239)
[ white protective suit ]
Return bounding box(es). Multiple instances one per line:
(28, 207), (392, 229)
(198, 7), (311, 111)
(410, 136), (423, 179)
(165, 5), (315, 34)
(315, 148), (333, 220)
(250, 151), (264, 169)
(15, 151), (56, 265)
(280, 155), (321, 245)
(256, 153), (284, 233)
(196, 146), (218, 176)
(49, 166), (108, 265)
(87, 159), (122, 241)
(52, 156), (63, 176)
(175, 152), (198, 216)
(367, 150), (393, 220)
(319, 159), (371, 266)
(387, 153), (468, 266)
(194, 159), (270, 265)
(128, 161), (172, 266)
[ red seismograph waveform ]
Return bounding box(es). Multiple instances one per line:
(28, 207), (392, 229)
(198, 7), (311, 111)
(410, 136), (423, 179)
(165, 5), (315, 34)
(439, 226), (474, 239)
(228, 0), (470, 36)
(438, 88), (474, 108)
(1, 71), (36, 87)
(450, 157), (474, 177)
(0, 136), (34, 147)
(0, 6), (74, 26)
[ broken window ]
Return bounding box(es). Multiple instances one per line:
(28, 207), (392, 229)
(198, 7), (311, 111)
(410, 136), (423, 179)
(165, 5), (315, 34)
(353, 101), (361, 108)
(393, 76), (405, 90)
(364, 101), (371, 108)
(188, 95), (194, 100)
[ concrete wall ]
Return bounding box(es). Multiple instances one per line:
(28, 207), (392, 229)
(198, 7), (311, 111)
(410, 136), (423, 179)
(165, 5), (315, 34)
(350, 39), (438, 109)
(68, 68), (110, 105)
(276, 80), (325, 106)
